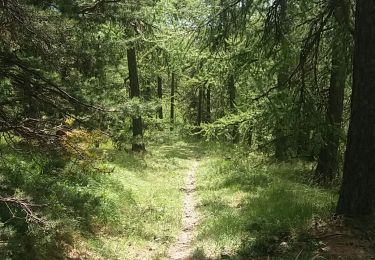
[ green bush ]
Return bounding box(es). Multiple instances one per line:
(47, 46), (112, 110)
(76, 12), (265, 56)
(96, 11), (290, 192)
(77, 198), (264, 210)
(0, 142), (124, 259)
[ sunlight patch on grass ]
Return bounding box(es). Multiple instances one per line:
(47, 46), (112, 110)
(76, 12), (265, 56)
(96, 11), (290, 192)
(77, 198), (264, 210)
(85, 141), (199, 259)
(194, 147), (337, 259)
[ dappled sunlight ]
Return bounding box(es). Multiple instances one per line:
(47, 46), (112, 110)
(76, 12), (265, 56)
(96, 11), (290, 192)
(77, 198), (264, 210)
(84, 140), (203, 259)
(1, 0), (372, 258)
(195, 149), (337, 259)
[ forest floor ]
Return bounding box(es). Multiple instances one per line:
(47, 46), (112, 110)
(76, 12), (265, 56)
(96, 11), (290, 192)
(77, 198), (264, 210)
(79, 137), (374, 260)
(168, 159), (200, 260)
(1, 136), (374, 259)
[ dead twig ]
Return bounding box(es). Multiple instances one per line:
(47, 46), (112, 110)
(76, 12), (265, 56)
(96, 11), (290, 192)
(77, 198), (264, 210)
(0, 197), (47, 225)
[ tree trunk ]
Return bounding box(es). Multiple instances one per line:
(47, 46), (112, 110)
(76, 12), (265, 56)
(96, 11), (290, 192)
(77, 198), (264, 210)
(127, 47), (145, 152)
(274, 0), (289, 161)
(157, 76), (163, 119)
(228, 74), (236, 111)
(227, 74), (238, 142)
(314, 5), (350, 185)
(206, 84), (211, 123)
(274, 68), (289, 160)
(336, 0), (375, 216)
(170, 72), (175, 129)
(197, 87), (203, 126)
(144, 81), (152, 102)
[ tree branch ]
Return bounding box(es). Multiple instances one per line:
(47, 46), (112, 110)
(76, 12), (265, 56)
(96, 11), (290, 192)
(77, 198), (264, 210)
(0, 197), (46, 225)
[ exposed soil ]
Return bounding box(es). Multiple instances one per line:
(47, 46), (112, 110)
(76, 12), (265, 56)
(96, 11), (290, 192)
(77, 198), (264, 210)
(168, 160), (200, 260)
(309, 218), (375, 260)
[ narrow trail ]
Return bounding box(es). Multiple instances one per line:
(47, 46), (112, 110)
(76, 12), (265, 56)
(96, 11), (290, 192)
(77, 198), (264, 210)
(168, 159), (200, 260)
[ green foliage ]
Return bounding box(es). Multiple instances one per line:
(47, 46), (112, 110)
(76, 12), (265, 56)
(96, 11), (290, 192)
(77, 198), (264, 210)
(194, 143), (337, 258)
(85, 139), (201, 259)
(0, 0), (357, 258)
(0, 140), (122, 258)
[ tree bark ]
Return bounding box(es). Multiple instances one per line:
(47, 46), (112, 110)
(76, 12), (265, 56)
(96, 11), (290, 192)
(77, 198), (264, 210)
(228, 74), (236, 111)
(206, 84), (211, 123)
(127, 47), (145, 152)
(314, 4), (350, 185)
(197, 87), (203, 126)
(336, 0), (375, 216)
(274, 0), (289, 161)
(227, 74), (238, 142)
(157, 76), (163, 119)
(170, 72), (175, 129)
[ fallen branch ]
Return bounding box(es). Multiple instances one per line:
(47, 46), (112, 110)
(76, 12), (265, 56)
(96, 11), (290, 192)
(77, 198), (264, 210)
(0, 197), (46, 225)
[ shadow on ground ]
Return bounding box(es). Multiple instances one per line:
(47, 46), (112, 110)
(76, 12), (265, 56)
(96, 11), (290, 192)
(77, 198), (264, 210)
(195, 154), (337, 259)
(106, 140), (206, 171)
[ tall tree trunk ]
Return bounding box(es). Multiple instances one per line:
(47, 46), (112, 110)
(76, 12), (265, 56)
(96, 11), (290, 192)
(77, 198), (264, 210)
(314, 5), (350, 185)
(274, 70), (289, 160)
(197, 87), (203, 126)
(227, 74), (238, 142)
(206, 84), (211, 123)
(144, 81), (152, 101)
(228, 74), (236, 111)
(157, 76), (163, 119)
(127, 47), (145, 152)
(274, 0), (289, 160)
(336, 0), (375, 216)
(170, 72), (175, 129)
(23, 83), (37, 118)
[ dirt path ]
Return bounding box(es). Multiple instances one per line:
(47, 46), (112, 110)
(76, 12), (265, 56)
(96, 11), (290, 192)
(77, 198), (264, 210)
(168, 160), (200, 260)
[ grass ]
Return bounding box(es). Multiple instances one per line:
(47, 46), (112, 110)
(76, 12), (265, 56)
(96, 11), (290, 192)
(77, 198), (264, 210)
(0, 135), (339, 259)
(0, 135), (203, 259)
(85, 139), (203, 259)
(192, 143), (337, 259)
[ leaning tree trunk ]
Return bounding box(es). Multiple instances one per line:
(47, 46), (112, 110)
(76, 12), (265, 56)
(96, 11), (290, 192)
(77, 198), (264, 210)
(336, 0), (375, 216)
(127, 47), (145, 152)
(314, 5), (350, 185)
(157, 76), (163, 119)
(170, 72), (175, 129)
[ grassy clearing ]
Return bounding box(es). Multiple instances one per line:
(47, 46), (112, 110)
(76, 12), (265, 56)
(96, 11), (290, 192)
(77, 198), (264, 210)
(193, 143), (337, 259)
(0, 135), (202, 259)
(0, 136), (340, 259)
(85, 140), (202, 259)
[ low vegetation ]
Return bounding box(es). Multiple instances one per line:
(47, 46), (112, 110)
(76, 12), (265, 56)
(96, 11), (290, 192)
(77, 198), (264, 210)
(1, 0), (375, 259)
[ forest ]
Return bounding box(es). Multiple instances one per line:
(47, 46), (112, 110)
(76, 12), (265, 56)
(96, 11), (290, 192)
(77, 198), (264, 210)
(1, 0), (375, 259)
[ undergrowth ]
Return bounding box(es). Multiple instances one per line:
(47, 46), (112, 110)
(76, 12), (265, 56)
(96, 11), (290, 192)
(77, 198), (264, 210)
(0, 139), (124, 259)
(0, 134), (340, 259)
(85, 139), (198, 259)
(0, 132), (200, 259)
(193, 142), (337, 259)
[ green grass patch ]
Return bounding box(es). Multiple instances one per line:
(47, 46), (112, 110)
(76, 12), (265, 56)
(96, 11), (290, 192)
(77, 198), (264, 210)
(193, 144), (337, 259)
(85, 140), (202, 259)
(0, 136), (204, 259)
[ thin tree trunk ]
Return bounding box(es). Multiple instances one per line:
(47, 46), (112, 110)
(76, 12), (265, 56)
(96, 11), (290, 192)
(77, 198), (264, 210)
(157, 76), (163, 119)
(144, 82), (151, 101)
(170, 72), (175, 129)
(228, 74), (235, 111)
(127, 47), (145, 152)
(274, 71), (288, 160)
(274, 0), (289, 160)
(314, 6), (350, 185)
(206, 84), (211, 123)
(197, 87), (203, 126)
(246, 128), (253, 147)
(336, 0), (375, 216)
(227, 74), (238, 142)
